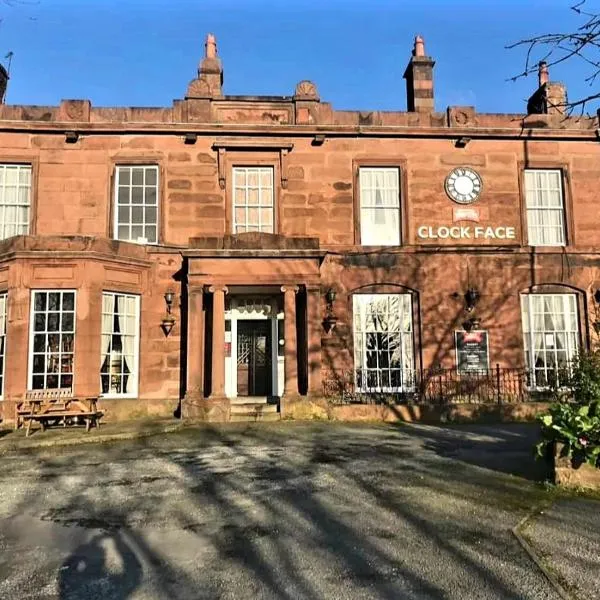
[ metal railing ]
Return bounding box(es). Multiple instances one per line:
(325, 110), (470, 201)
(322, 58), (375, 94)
(321, 365), (554, 405)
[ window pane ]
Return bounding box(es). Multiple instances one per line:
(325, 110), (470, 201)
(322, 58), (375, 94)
(62, 313), (74, 332)
(145, 168), (157, 186)
(32, 375), (44, 390)
(47, 313), (60, 331)
(131, 187), (144, 204)
(132, 168), (144, 185)
(146, 187), (157, 205)
(145, 206), (157, 224)
(117, 207), (129, 225)
(145, 226), (157, 244)
(62, 293), (75, 311)
(132, 206), (144, 224)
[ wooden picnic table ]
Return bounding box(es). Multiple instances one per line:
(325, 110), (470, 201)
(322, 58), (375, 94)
(16, 389), (103, 437)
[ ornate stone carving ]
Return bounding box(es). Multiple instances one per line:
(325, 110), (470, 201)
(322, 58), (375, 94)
(186, 78), (212, 99)
(59, 99), (91, 122)
(448, 106), (477, 128)
(294, 80), (319, 101)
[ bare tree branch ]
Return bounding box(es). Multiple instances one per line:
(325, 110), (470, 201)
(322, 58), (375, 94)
(507, 0), (600, 114)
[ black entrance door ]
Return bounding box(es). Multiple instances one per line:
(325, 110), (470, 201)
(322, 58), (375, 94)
(237, 320), (272, 396)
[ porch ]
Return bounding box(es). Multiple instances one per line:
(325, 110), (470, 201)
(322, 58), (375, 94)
(181, 233), (324, 419)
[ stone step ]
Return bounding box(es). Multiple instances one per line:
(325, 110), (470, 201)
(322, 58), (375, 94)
(229, 412), (281, 423)
(230, 396), (270, 406)
(230, 403), (279, 416)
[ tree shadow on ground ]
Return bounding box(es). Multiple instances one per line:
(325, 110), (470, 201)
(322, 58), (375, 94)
(0, 422), (560, 600)
(388, 422), (552, 482)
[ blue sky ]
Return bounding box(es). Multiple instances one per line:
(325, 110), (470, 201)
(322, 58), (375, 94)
(0, 0), (595, 114)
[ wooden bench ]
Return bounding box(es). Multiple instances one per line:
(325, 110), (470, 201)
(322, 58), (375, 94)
(15, 388), (72, 430)
(16, 389), (103, 437)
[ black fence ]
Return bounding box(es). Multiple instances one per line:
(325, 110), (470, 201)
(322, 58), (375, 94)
(321, 366), (557, 405)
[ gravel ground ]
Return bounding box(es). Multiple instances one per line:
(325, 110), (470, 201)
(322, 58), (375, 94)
(525, 498), (600, 599)
(0, 422), (579, 599)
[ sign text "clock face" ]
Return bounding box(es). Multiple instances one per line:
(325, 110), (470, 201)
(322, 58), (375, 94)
(417, 226), (516, 240)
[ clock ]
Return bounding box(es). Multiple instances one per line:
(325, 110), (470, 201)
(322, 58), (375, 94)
(445, 167), (482, 204)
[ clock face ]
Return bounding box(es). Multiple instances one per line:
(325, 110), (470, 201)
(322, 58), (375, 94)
(445, 167), (482, 204)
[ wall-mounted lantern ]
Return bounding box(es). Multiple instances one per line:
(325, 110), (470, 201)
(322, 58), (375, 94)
(323, 288), (338, 334)
(161, 290), (176, 336)
(464, 287), (480, 313)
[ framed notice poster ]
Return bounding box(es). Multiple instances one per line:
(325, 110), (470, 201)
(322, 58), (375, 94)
(455, 330), (489, 373)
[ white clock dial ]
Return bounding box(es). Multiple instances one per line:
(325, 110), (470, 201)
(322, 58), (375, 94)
(445, 167), (482, 204)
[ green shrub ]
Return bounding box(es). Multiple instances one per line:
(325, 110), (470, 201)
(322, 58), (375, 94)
(536, 351), (600, 468)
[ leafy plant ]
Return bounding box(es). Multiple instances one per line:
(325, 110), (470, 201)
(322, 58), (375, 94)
(536, 351), (600, 468)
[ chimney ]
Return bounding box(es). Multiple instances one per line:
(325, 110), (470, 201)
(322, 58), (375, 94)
(0, 64), (8, 104)
(403, 35), (435, 112)
(199, 33), (223, 95)
(186, 33), (223, 99)
(527, 61), (567, 115)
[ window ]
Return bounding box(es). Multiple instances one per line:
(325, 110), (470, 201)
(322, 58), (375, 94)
(524, 169), (566, 246)
(101, 293), (140, 397)
(29, 291), (75, 390)
(114, 165), (159, 244)
(521, 294), (578, 388)
(359, 167), (401, 245)
(0, 164), (31, 240)
(232, 167), (274, 233)
(353, 293), (414, 392)
(0, 293), (6, 397)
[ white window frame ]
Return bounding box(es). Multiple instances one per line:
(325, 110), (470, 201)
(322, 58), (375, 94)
(232, 166), (275, 234)
(114, 165), (159, 244)
(524, 169), (566, 247)
(353, 293), (415, 393)
(100, 292), (141, 398)
(28, 289), (77, 391)
(0, 163), (32, 240)
(358, 167), (401, 246)
(0, 292), (7, 399)
(521, 293), (579, 389)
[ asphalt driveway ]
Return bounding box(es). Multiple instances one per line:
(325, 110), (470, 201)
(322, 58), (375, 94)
(0, 422), (587, 599)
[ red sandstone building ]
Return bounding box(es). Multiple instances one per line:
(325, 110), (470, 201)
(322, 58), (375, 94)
(0, 34), (598, 423)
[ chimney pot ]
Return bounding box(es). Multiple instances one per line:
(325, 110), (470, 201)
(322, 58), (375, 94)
(414, 35), (425, 57)
(206, 33), (217, 59)
(538, 61), (549, 87)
